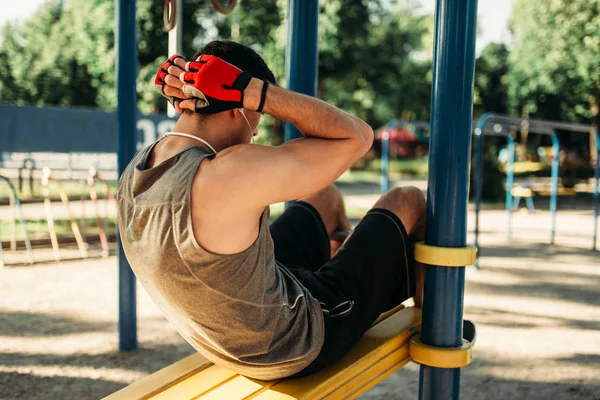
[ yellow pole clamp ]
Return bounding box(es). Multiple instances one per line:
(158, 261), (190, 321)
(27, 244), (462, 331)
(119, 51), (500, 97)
(414, 242), (477, 267)
(409, 320), (476, 369)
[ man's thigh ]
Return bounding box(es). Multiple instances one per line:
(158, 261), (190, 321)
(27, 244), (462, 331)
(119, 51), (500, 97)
(269, 201), (330, 272)
(291, 208), (415, 377)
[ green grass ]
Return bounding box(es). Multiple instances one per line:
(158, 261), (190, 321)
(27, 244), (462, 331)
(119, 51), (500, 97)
(335, 170), (381, 185)
(343, 202), (372, 220)
(269, 199), (371, 223)
(498, 161), (549, 176)
(333, 157), (430, 186)
(0, 217), (117, 241)
(1, 157), (429, 202)
(0, 178), (117, 201)
(3, 205), (371, 243)
(362, 157), (429, 178)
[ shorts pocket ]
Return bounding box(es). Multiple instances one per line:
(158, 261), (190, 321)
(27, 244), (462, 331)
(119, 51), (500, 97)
(323, 300), (355, 318)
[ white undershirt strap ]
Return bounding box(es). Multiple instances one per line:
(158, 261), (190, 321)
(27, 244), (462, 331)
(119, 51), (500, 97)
(163, 131), (217, 154)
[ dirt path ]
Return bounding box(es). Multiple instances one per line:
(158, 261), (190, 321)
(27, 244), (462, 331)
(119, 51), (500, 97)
(363, 243), (600, 399)
(0, 209), (598, 399)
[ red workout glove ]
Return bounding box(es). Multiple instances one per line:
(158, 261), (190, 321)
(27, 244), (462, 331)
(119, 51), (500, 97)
(155, 54), (189, 107)
(181, 55), (254, 114)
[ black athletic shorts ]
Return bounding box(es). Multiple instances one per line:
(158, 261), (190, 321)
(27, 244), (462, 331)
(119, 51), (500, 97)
(269, 201), (416, 377)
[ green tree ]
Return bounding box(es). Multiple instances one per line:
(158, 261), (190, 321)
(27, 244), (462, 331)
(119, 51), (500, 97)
(0, 0), (432, 145)
(214, 0), (281, 48)
(0, 1), (100, 107)
(0, 0), (216, 111)
(473, 42), (509, 117)
(508, 0), (600, 125)
(213, 0), (432, 142)
(318, 0), (432, 128)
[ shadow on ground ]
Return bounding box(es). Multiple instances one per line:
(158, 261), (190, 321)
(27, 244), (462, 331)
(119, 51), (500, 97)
(466, 307), (599, 330)
(0, 344), (194, 374)
(0, 342), (195, 399)
(0, 311), (112, 337)
(468, 265), (600, 308)
(362, 355), (600, 400)
(477, 242), (599, 265)
(0, 371), (123, 400)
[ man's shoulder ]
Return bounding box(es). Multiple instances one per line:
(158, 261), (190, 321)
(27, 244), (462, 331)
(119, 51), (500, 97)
(195, 144), (255, 175)
(211, 143), (279, 168)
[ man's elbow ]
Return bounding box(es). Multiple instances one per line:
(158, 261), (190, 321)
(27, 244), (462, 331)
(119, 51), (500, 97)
(357, 124), (374, 156)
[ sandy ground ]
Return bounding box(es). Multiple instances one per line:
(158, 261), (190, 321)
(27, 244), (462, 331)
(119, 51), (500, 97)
(1, 207), (599, 399)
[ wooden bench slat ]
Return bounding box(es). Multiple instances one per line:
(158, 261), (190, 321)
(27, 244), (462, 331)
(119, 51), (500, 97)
(537, 188), (576, 196)
(104, 353), (211, 400)
(327, 355), (411, 399)
(511, 186), (577, 198)
(105, 307), (422, 400)
(152, 364), (237, 400)
(511, 187), (533, 197)
(252, 307), (420, 400)
(197, 375), (279, 400)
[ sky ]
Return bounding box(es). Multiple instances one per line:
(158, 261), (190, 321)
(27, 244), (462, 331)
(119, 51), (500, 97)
(0, 0), (47, 25)
(1, 0), (515, 52)
(418, 0), (516, 52)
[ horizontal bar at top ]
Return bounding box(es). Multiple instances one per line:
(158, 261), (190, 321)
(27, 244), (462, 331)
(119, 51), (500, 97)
(481, 114), (594, 134)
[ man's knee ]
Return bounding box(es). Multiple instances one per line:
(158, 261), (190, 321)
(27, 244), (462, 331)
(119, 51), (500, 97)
(373, 186), (425, 211)
(299, 185), (343, 212)
(298, 185), (346, 235)
(372, 186), (426, 237)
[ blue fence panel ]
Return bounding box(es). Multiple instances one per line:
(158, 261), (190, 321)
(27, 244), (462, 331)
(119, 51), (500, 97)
(0, 104), (175, 155)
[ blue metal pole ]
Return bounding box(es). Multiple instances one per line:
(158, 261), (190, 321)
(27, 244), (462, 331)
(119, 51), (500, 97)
(593, 129), (599, 251)
(284, 0), (318, 142)
(550, 135), (560, 245)
(116, 0), (138, 351)
(505, 138), (515, 238)
(0, 176), (34, 264)
(381, 125), (391, 194)
(419, 0), (478, 398)
(473, 113), (491, 263)
(473, 131), (483, 268)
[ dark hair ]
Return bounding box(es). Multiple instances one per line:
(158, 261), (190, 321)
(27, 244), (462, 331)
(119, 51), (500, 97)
(193, 40), (276, 84)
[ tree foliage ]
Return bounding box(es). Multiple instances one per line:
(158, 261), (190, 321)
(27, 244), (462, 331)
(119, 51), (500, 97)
(473, 43), (509, 117)
(0, 0), (108, 108)
(508, 0), (600, 124)
(0, 0), (433, 141)
(318, 1), (431, 125)
(0, 0), (214, 112)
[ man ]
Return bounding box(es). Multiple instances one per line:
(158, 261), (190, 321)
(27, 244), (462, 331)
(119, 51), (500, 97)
(117, 40), (425, 380)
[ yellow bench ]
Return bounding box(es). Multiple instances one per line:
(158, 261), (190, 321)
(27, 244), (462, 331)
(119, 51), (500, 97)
(510, 187), (534, 198)
(510, 186), (577, 197)
(511, 186), (577, 212)
(105, 306), (421, 400)
(535, 187), (576, 197)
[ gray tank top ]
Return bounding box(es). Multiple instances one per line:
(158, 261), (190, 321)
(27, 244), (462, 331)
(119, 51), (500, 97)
(117, 142), (324, 380)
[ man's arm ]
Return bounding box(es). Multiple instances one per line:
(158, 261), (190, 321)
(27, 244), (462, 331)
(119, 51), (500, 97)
(207, 79), (374, 206)
(164, 56), (374, 254)
(246, 78), (373, 145)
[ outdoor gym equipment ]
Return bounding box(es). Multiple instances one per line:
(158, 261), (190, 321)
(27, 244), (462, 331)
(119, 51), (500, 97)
(473, 113), (599, 257)
(0, 176), (34, 267)
(41, 167), (88, 261)
(106, 306), (422, 399)
(379, 119), (430, 193)
(17, 157), (36, 197)
(595, 127), (600, 251)
(112, 0), (478, 398)
(474, 114), (560, 244)
(87, 167), (117, 257)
